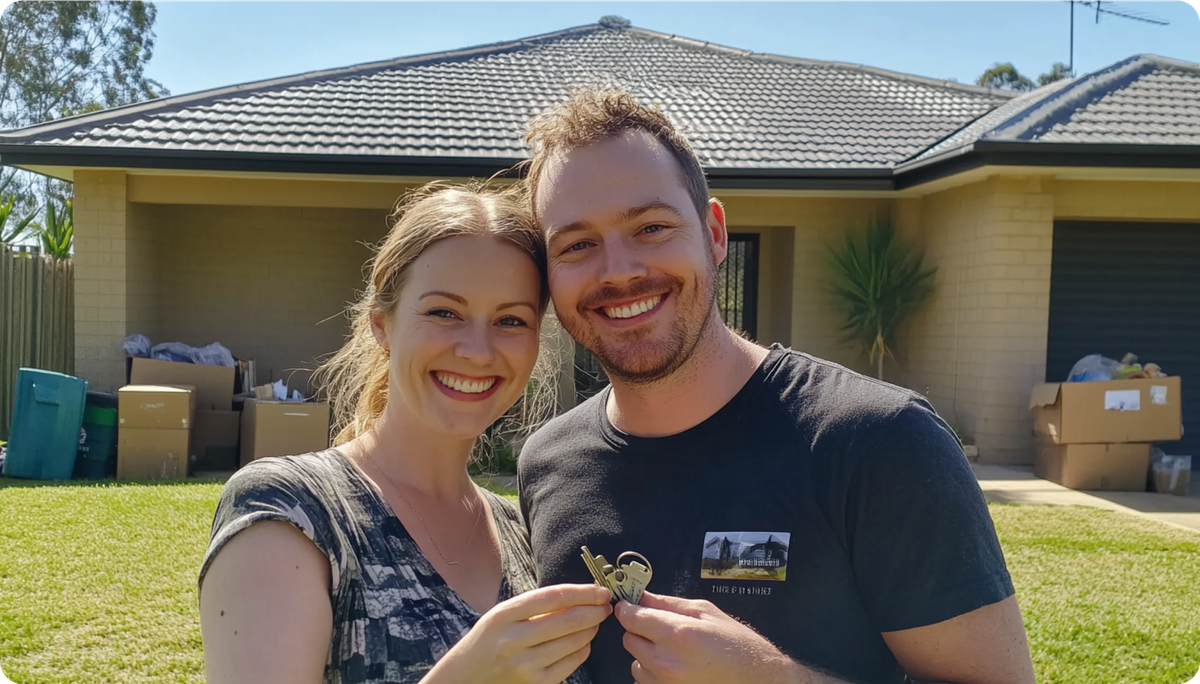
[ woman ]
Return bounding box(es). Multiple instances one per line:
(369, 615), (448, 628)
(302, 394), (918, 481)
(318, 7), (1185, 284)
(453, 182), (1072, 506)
(199, 183), (610, 684)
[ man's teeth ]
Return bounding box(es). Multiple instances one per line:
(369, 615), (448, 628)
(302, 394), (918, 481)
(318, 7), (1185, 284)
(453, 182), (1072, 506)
(435, 373), (496, 394)
(604, 295), (661, 319)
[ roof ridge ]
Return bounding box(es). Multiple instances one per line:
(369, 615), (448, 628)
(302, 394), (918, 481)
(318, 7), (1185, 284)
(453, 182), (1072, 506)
(625, 27), (1016, 100)
(981, 54), (1159, 141)
(1137, 53), (1200, 75)
(0, 24), (607, 142)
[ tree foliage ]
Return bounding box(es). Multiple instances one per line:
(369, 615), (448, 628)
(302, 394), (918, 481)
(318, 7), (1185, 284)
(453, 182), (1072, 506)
(977, 61), (1074, 92)
(0, 1), (167, 129)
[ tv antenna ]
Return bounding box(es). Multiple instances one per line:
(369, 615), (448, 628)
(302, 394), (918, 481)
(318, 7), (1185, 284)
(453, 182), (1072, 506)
(1067, 1), (1169, 76)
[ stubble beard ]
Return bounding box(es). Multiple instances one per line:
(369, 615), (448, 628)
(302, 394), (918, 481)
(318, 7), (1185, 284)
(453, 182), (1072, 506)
(562, 258), (719, 386)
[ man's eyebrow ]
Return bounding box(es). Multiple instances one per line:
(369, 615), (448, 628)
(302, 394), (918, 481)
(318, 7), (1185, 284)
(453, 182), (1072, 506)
(418, 291), (467, 305)
(497, 301), (538, 312)
(546, 201), (689, 240)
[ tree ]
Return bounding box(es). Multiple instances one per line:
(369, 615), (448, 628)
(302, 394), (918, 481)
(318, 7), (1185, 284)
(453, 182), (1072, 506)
(0, 1), (168, 227)
(0, 1), (167, 129)
(1038, 62), (1072, 86)
(826, 222), (936, 381)
(976, 63), (1035, 92)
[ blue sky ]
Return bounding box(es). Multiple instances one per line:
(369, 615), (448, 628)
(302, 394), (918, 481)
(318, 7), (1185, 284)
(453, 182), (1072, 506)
(141, 1), (1200, 97)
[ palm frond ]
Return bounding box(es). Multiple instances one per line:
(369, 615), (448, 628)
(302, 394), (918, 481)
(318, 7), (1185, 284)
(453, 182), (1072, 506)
(825, 221), (936, 379)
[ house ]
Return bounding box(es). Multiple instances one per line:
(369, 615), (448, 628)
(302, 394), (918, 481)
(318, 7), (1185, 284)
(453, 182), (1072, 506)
(2, 19), (1198, 464)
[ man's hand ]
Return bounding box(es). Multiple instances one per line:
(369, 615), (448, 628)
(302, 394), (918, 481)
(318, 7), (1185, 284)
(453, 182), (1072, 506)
(614, 592), (831, 684)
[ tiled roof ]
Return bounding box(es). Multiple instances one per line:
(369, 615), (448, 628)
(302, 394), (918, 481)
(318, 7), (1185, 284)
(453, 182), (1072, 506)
(904, 55), (1200, 165)
(0, 23), (1012, 170)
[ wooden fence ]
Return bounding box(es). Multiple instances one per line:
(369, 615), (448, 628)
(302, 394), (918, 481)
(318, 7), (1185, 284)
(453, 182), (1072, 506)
(1, 244), (74, 440)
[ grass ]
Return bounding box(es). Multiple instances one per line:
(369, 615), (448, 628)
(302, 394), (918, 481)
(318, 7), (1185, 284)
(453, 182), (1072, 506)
(0, 478), (1197, 684)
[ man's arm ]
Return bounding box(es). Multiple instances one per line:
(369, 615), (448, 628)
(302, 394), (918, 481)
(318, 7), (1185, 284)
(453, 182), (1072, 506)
(615, 592), (1034, 684)
(882, 595), (1034, 684)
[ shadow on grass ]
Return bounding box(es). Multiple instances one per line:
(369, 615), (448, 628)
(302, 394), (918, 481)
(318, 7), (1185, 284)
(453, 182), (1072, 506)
(0, 475), (229, 489)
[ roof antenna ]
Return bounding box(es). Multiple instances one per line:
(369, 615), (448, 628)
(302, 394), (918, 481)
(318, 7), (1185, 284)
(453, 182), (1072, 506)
(599, 15), (632, 30)
(1066, 1), (1169, 76)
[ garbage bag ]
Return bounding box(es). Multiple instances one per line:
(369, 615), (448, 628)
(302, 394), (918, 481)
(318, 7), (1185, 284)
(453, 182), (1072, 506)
(150, 341), (236, 367)
(1066, 354), (1122, 382)
(122, 334), (153, 358)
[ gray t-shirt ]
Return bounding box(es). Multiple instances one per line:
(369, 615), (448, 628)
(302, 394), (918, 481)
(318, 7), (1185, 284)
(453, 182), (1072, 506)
(200, 449), (585, 684)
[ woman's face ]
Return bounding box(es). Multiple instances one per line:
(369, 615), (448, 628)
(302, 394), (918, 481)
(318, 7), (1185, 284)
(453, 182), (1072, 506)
(373, 235), (543, 441)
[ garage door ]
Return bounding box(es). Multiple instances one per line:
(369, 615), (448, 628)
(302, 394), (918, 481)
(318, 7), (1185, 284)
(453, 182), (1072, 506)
(1047, 221), (1200, 459)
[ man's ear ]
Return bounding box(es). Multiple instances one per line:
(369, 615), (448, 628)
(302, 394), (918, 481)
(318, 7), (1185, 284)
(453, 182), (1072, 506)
(369, 312), (390, 351)
(707, 198), (729, 267)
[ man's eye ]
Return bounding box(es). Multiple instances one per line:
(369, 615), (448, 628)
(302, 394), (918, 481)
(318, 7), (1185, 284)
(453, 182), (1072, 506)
(564, 241), (591, 253)
(498, 316), (528, 328)
(643, 224), (668, 235)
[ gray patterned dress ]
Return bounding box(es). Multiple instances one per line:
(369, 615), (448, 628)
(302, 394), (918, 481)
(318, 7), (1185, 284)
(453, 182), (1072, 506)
(199, 448), (591, 684)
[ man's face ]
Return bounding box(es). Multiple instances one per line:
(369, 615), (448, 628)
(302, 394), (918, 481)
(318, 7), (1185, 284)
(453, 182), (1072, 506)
(535, 130), (728, 384)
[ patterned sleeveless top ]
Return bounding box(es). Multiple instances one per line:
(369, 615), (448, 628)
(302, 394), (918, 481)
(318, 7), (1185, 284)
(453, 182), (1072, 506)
(199, 449), (590, 684)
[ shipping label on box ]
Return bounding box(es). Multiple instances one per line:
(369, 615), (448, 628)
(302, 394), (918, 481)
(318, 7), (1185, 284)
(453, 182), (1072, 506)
(240, 399), (331, 466)
(119, 385), (195, 430)
(118, 428), (189, 480)
(129, 357), (235, 411)
(1030, 377), (1182, 444)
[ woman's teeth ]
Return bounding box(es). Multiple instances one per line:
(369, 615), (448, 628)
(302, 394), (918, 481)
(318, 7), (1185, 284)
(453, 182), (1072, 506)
(435, 373), (496, 394)
(604, 295), (661, 319)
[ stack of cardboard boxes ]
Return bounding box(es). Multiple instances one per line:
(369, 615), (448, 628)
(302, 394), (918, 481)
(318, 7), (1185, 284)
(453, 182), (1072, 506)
(1030, 376), (1183, 491)
(116, 357), (331, 480)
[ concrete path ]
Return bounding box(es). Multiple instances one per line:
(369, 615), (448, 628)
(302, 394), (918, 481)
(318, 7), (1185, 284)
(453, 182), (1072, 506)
(973, 464), (1200, 534)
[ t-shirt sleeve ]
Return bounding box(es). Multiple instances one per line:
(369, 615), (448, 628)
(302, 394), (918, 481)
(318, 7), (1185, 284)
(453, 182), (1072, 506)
(846, 400), (1014, 633)
(198, 458), (344, 597)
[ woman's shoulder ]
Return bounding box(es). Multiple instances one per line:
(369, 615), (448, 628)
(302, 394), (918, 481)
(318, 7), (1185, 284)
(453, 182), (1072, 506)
(223, 449), (349, 499)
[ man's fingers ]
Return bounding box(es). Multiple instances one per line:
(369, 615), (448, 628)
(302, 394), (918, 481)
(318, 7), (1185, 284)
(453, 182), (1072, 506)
(614, 600), (683, 642)
(622, 630), (656, 664)
(495, 583), (611, 622)
(631, 657), (664, 684)
(637, 591), (708, 617)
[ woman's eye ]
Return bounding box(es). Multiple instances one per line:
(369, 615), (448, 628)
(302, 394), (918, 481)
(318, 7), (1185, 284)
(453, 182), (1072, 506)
(427, 308), (458, 319)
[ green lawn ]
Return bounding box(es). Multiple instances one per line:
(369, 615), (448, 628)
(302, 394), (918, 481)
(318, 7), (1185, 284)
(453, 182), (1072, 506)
(0, 478), (1197, 684)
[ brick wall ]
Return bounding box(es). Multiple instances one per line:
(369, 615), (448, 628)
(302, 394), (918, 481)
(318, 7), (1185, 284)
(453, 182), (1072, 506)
(150, 204), (388, 393)
(901, 175), (1054, 464)
(73, 170), (134, 391)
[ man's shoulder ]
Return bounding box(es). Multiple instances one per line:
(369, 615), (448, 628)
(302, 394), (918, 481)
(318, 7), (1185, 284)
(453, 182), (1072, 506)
(521, 391), (606, 464)
(764, 347), (928, 430)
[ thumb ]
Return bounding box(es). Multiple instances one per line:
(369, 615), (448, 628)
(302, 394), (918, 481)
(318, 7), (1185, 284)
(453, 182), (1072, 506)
(636, 591), (708, 617)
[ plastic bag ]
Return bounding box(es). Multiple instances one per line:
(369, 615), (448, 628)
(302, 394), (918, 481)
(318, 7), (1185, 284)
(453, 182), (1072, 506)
(150, 341), (236, 367)
(122, 334), (153, 358)
(1066, 354), (1122, 382)
(1150, 448), (1191, 495)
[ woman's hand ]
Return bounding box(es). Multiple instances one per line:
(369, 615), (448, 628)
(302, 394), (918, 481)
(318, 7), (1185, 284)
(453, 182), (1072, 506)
(424, 583), (612, 684)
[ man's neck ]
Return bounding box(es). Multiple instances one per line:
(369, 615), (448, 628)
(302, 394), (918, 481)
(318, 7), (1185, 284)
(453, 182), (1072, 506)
(605, 323), (770, 438)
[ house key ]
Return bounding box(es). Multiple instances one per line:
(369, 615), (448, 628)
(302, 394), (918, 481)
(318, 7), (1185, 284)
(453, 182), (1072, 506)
(580, 546), (653, 605)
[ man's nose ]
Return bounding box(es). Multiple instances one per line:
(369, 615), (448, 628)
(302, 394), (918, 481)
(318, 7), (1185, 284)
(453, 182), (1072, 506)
(598, 238), (648, 286)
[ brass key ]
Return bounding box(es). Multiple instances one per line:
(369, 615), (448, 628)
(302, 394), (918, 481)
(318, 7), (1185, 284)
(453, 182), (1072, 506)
(580, 546), (653, 605)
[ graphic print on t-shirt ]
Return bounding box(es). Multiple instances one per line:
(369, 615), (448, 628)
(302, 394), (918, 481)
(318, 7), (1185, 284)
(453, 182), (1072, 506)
(700, 531), (790, 581)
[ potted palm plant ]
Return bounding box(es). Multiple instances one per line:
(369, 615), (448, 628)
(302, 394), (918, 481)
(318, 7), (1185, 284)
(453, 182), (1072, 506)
(826, 221), (936, 381)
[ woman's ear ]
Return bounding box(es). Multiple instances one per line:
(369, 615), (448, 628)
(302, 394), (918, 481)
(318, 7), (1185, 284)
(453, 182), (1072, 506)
(369, 312), (390, 352)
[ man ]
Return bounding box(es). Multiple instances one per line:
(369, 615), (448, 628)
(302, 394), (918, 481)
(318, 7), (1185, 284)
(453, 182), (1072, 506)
(517, 89), (1035, 684)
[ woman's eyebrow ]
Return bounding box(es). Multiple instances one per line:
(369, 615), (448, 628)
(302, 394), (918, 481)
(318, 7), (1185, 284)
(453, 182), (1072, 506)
(418, 291), (467, 305)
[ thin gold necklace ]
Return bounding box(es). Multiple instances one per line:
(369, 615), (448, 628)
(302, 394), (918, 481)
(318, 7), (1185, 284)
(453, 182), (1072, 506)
(365, 452), (485, 567)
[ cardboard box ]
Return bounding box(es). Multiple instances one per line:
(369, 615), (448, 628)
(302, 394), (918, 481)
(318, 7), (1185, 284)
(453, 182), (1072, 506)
(240, 399), (330, 466)
(129, 357), (235, 411)
(193, 410), (241, 472)
(1035, 441), (1151, 491)
(118, 428), (189, 479)
(1030, 377), (1182, 444)
(118, 385), (195, 430)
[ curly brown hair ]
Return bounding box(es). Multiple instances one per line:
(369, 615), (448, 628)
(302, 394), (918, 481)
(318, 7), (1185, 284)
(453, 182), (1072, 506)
(523, 88), (710, 222)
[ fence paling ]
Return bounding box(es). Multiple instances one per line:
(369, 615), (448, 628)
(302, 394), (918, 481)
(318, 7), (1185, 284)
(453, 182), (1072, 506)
(1, 244), (74, 441)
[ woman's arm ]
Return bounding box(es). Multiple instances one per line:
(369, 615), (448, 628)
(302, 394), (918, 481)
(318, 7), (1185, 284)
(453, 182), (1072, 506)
(200, 520), (332, 684)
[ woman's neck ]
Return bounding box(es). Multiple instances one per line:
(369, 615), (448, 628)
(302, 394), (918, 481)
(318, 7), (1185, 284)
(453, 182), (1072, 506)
(348, 408), (477, 502)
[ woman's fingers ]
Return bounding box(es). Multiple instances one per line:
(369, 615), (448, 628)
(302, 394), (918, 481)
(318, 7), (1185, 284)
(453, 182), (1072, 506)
(541, 640), (594, 684)
(495, 583), (611, 623)
(525, 620), (601, 668)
